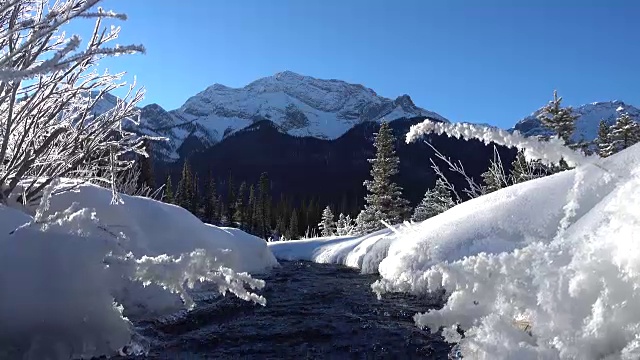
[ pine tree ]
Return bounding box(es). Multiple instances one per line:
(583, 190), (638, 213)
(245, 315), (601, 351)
(509, 150), (548, 185)
(318, 205), (337, 237)
(226, 172), (236, 226)
(191, 172), (200, 215)
(204, 177), (219, 224)
(596, 120), (615, 158)
(336, 213), (356, 236)
(480, 147), (507, 193)
(360, 121), (411, 233)
(411, 179), (455, 222)
(537, 90), (577, 144)
(218, 198), (229, 226)
(234, 181), (247, 229)
(176, 161), (194, 211)
(610, 112), (640, 152)
(354, 208), (376, 235)
(247, 184), (257, 234)
(288, 208), (299, 240)
(277, 211), (288, 236)
(164, 175), (174, 204)
(258, 173), (272, 239)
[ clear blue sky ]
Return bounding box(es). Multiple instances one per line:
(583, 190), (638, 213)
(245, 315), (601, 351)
(72, 0), (639, 128)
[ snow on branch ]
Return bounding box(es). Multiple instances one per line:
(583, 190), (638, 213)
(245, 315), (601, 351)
(0, 0), (149, 205)
(406, 120), (592, 167)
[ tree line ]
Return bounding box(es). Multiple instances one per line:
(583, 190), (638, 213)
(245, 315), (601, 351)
(155, 91), (639, 240)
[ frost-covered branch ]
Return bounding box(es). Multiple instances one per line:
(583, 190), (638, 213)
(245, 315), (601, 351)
(0, 0), (147, 205)
(407, 120), (592, 167)
(424, 140), (485, 202)
(117, 249), (267, 310)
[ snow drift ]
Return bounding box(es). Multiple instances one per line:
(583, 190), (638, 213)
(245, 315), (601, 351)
(269, 143), (640, 359)
(0, 182), (277, 359)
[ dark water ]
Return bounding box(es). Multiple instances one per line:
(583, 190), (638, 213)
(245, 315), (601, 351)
(120, 261), (451, 359)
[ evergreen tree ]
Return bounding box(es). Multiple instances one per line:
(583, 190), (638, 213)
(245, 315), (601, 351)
(411, 179), (455, 222)
(336, 213), (355, 236)
(277, 211), (288, 236)
(191, 172), (200, 215)
(204, 177), (219, 224)
(247, 184), (257, 234)
(509, 150), (548, 185)
(218, 198), (229, 226)
(226, 172), (236, 226)
(164, 175), (174, 204)
(234, 181), (247, 229)
(610, 112), (640, 152)
(480, 148), (507, 193)
(287, 208), (299, 240)
(360, 122), (411, 233)
(318, 205), (337, 237)
(176, 161), (194, 211)
(354, 208), (376, 235)
(258, 172), (272, 240)
(596, 120), (615, 158)
(537, 90), (577, 144)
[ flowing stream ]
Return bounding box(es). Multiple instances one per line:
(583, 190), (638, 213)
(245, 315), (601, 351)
(116, 260), (452, 359)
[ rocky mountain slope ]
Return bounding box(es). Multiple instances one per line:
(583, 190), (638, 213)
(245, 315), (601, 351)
(135, 71), (447, 161)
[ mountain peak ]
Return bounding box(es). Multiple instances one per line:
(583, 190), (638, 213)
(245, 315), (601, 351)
(138, 72), (448, 160)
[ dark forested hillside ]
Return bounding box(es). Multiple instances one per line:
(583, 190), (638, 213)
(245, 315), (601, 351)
(155, 117), (517, 218)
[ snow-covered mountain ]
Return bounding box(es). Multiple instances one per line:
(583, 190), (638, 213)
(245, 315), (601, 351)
(512, 100), (640, 142)
(137, 71), (448, 160)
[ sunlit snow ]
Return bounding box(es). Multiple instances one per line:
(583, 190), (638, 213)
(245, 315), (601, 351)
(269, 143), (640, 359)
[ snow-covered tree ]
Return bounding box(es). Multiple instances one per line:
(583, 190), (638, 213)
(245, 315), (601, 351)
(0, 0), (148, 205)
(318, 205), (336, 237)
(480, 146), (508, 193)
(336, 213), (356, 236)
(595, 120), (615, 158)
(411, 178), (455, 222)
(537, 90), (577, 144)
(360, 122), (411, 233)
(509, 150), (547, 184)
(610, 112), (640, 152)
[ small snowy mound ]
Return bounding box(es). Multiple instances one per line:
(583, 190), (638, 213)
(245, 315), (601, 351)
(373, 144), (640, 359)
(0, 182), (277, 359)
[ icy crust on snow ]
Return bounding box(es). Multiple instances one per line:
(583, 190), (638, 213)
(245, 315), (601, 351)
(0, 182), (277, 359)
(269, 144), (640, 359)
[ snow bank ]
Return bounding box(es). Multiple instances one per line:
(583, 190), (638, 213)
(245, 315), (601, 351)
(269, 143), (640, 359)
(0, 182), (277, 359)
(268, 228), (397, 274)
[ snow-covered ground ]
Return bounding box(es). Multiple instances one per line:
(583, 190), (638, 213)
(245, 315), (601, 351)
(0, 182), (277, 359)
(269, 143), (640, 359)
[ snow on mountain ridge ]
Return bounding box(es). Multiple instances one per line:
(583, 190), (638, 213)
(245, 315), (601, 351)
(512, 100), (640, 142)
(139, 71), (448, 160)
